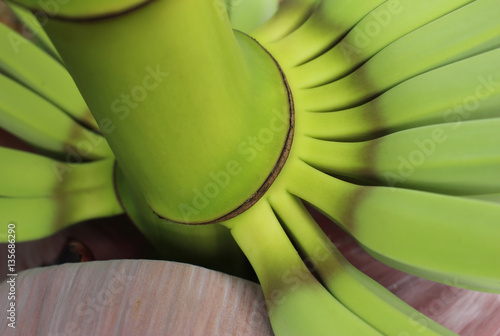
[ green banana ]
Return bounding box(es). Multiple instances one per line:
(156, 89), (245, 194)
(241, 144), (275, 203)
(0, 187), (122, 242)
(251, 0), (321, 43)
(37, 0), (290, 224)
(0, 23), (96, 129)
(0, 155), (122, 242)
(0, 18), (121, 244)
(302, 48), (500, 141)
(263, 0), (388, 67)
(5, 2), (61, 60)
(269, 191), (457, 336)
(225, 199), (382, 336)
(0, 146), (114, 197)
(0, 9), (251, 276)
(290, 0), (476, 86)
(287, 159), (500, 293)
(296, 0), (500, 111)
(0, 19), (120, 243)
(225, 0), (279, 33)
(0, 72), (112, 159)
(5, 0), (499, 335)
(299, 118), (500, 195)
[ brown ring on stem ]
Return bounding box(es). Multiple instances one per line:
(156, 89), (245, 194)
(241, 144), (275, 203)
(160, 33), (294, 225)
(112, 32), (295, 226)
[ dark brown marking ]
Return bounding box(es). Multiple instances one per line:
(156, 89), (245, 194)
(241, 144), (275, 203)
(24, 1), (157, 22)
(153, 32), (296, 225)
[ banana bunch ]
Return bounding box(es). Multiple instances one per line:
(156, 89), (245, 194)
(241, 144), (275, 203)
(2, 0), (500, 335)
(0, 19), (122, 242)
(227, 0), (499, 333)
(260, 0), (500, 293)
(0, 6), (252, 276)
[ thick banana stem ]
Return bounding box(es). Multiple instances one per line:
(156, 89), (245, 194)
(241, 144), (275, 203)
(24, 0), (291, 224)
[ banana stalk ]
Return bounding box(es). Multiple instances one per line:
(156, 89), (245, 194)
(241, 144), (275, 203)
(115, 165), (252, 278)
(5, 0), (500, 335)
(0, 19), (251, 275)
(30, 0), (290, 224)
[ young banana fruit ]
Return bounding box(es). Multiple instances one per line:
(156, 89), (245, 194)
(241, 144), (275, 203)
(0, 12), (247, 276)
(2, 0), (500, 335)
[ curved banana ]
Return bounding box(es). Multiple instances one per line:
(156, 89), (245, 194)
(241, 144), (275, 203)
(270, 191), (457, 336)
(225, 199), (382, 336)
(6, 1), (499, 335)
(298, 0), (500, 111)
(0, 157), (122, 242)
(0, 72), (111, 159)
(226, 0), (279, 33)
(263, 0), (388, 67)
(6, 2), (61, 60)
(302, 48), (500, 141)
(299, 118), (500, 195)
(0, 146), (115, 197)
(0, 188), (122, 243)
(0, 23), (96, 129)
(251, 0), (321, 43)
(289, 0), (476, 86)
(287, 159), (500, 293)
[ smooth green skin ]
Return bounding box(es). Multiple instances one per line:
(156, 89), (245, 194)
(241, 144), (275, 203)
(8, 0), (149, 19)
(41, 0), (290, 223)
(291, 0), (476, 85)
(251, 0), (320, 43)
(226, 0), (279, 33)
(6, 2), (61, 61)
(301, 118), (500, 195)
(216, 77), (454, 334)
(467, 194), (500, 204)
(302, 48), (500, 141)
(253, 0), (500, 294)
(0, 73), (111, 159)
(0, 158), (122, 242)
(264, 0), (387, 67)
(2, 1), (498, 335)
(115, 165), (252, 278)
(269, 192), (457, 336)
(287, 160), (500, 293)
(234, 94), (457, 335)
(0, 147), (115, 197)
(296, 0), (500, 111)
(0, 23), (96, 130)
(225, 200), (381, 336)
(0, 21), (122, 244)
(0, 14), (249, 268)
(0, 2), (264, 275)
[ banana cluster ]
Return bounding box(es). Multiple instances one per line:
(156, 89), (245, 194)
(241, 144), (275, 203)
(0, 6), (121, 241)
(1, 0), (499, 335)
(220, 0), (499, 334)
